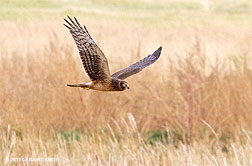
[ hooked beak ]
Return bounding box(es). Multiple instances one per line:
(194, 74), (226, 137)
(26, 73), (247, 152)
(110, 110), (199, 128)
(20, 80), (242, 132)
(126, 84), (130, 89)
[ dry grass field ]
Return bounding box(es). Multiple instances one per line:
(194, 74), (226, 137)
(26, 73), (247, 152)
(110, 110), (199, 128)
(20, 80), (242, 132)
(1, 0), (252, 165)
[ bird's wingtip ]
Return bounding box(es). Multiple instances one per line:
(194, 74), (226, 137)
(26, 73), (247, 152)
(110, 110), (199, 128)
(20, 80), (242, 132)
(63, 15), (69, 20)
(154, 46), (162, 55)
(158, 46), (162, 51)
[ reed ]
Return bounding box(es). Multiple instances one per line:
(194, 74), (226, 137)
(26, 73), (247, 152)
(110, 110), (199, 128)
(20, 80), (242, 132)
(1, 18), (252, 165)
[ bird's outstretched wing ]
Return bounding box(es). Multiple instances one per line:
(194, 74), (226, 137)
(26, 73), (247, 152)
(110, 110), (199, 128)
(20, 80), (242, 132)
(111, 47), (162, 80)
(64, 16), (110, 81)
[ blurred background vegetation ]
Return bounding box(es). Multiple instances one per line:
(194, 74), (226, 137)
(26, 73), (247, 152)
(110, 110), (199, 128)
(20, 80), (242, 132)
(1, 0), (252, 24)
(1, 0), (252, 165)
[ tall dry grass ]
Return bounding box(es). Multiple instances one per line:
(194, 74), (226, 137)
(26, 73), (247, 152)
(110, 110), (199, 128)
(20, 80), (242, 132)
(1, 19), (252, 165)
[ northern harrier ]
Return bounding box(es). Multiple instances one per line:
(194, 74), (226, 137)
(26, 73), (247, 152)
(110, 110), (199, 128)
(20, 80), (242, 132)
(64, 16), (162, 91)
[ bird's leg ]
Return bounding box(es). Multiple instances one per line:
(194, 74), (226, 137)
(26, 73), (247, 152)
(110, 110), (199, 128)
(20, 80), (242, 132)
(81, 86), (90, 90)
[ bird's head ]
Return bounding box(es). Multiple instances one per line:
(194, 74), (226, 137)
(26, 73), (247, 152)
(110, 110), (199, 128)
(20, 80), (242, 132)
(119, 81), (130, 90)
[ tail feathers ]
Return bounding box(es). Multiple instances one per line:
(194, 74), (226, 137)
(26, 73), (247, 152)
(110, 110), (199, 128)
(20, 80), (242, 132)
(66, 83), (90, 89)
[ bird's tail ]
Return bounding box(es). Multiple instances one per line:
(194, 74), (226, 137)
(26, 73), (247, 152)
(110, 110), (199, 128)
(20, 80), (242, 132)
(66, 83), (90, 90)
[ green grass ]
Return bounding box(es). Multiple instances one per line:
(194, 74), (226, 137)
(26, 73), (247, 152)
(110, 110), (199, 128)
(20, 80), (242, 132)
(0, 0), (251, 25)
(0, 0), (60, 8)
(54, 130), (81, 143)
(215, 1), (252, 14)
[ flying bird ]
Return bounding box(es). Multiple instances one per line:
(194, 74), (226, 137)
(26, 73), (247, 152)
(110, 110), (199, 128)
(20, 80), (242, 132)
(64, 16), (162, 91)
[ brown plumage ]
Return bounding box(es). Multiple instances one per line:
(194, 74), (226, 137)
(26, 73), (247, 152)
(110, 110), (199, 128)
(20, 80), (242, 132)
(64, 16), (162, 91)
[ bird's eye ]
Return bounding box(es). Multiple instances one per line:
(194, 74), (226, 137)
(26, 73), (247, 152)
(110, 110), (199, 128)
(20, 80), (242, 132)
(120, 82), (125, 88)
